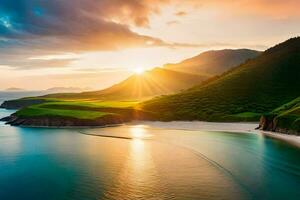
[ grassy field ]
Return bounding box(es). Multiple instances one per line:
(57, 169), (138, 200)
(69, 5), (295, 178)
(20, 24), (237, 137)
(15, 100), (139, 120)
(43, 100), (139, 108)
(16, 105), (111, 119)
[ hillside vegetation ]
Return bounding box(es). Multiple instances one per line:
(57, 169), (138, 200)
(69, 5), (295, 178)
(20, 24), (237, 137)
(274, 98), (300, 133)
(259, 97), (300, 134)
(164, 49), (260, 76)
(140, 37), (300, 122)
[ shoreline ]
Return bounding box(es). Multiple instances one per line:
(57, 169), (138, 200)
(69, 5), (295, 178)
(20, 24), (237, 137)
(129, 120), (258, 133)
(1, 114), (300, 148)
(257, 130), (300, 148)
(129, 121), (300, 148)
(0, 122), (125, 129)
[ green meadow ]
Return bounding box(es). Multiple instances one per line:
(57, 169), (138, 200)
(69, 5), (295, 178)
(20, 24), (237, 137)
(15, 100), (139, 120)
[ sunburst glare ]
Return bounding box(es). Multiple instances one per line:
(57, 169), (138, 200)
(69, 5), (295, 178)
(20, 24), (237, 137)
(133, 67), (145, 75)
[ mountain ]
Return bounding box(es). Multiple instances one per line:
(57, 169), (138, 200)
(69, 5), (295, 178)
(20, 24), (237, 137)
(43, 68), (208, 100)
(45, 87), (90, 93)
(0, 91), (46, 104)
(0, 49), (259, 107)
(140, 37), (300, 122)
(5, 87), (25, 91)
(21, 49), (260, 101)
(0, 87), (89, 105)
(164, 49), (261, 76)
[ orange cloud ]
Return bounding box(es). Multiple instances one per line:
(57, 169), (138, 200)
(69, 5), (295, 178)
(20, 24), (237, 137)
(89, 0), (169, 27)
(0, 0), (298, 70)
(175, 11), (187, 17)
(0, 0), (181, 69)
(188, 0), (300, 18)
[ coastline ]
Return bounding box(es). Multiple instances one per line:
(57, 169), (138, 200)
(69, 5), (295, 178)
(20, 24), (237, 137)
(130, 120), (258, 133)
(2, 123), (125, 129)
(129, 121), (300, 148)
(1, 108), (300, 149)
(257, 130), (300, 148)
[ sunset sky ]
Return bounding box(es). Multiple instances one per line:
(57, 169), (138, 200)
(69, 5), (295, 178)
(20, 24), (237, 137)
(0, 0), (300, 90)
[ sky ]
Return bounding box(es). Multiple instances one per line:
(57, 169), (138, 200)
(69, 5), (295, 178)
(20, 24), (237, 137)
(0, 0), (300, 90)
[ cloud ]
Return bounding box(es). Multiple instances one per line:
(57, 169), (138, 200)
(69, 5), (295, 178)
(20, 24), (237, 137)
(192, 0), (300, 19)
(1, 0), (299, 53)
(23, 70), (132, 90)
(14, 58), (76, 69)
(166, 0), (300, 19)
(0, 0), (177, 69)
(74, 67), (129, 73)
(0, 52), (76, 69)
(167, 20), (180, 26)
(175, 11), (187, 17)
(0, 0), (297, 70)
(0, 0), (172, 52)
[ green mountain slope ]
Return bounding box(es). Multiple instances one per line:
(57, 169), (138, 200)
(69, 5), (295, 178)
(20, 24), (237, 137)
(259, 97), (300, 134)
(43, 68), (207, 101)
(140, 37), (300, 121)
(164, 49), (261, 76)
(273, 98), (300, 133)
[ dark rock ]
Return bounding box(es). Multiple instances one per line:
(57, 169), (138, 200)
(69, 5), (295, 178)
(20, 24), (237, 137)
(258, 114), (300, 135)
(4, 114), (127, 127)
(1, 106), (157, 128)
(259, 114), (276, 131)
(0, 116), (13, 122)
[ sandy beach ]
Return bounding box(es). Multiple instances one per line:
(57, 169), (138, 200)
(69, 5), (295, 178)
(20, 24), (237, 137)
(130, 121), (300, 148)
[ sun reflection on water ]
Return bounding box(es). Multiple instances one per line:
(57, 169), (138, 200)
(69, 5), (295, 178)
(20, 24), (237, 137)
(103, 125), (164, 199)
(130, 125), (151, 140)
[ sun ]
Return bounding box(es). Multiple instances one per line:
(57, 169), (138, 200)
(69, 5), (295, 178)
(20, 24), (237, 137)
(133, 67), (145, 75)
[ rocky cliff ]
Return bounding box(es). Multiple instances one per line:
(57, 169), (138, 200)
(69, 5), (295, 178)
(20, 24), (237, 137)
(1, 114), (127, 127)
(258, 115), (300, 135)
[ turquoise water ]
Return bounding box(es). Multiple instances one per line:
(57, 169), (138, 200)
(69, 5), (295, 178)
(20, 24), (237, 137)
(0, 109), (300, 200)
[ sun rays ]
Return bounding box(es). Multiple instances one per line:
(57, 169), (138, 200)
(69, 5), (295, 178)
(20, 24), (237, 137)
(133, 67), (145, 75)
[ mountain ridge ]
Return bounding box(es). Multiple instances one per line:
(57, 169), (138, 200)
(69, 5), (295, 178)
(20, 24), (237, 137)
(164, 49), (261, 76)
(43, 67), (207, 101)
(140, 37), (300, 123)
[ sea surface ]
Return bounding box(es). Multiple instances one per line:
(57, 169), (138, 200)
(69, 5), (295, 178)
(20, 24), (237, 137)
(0, 109), (300, 200)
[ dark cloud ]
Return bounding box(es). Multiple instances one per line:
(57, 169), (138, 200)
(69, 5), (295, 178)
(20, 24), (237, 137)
(0, 0), (175, 69)
(0, 0), (171, 53)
